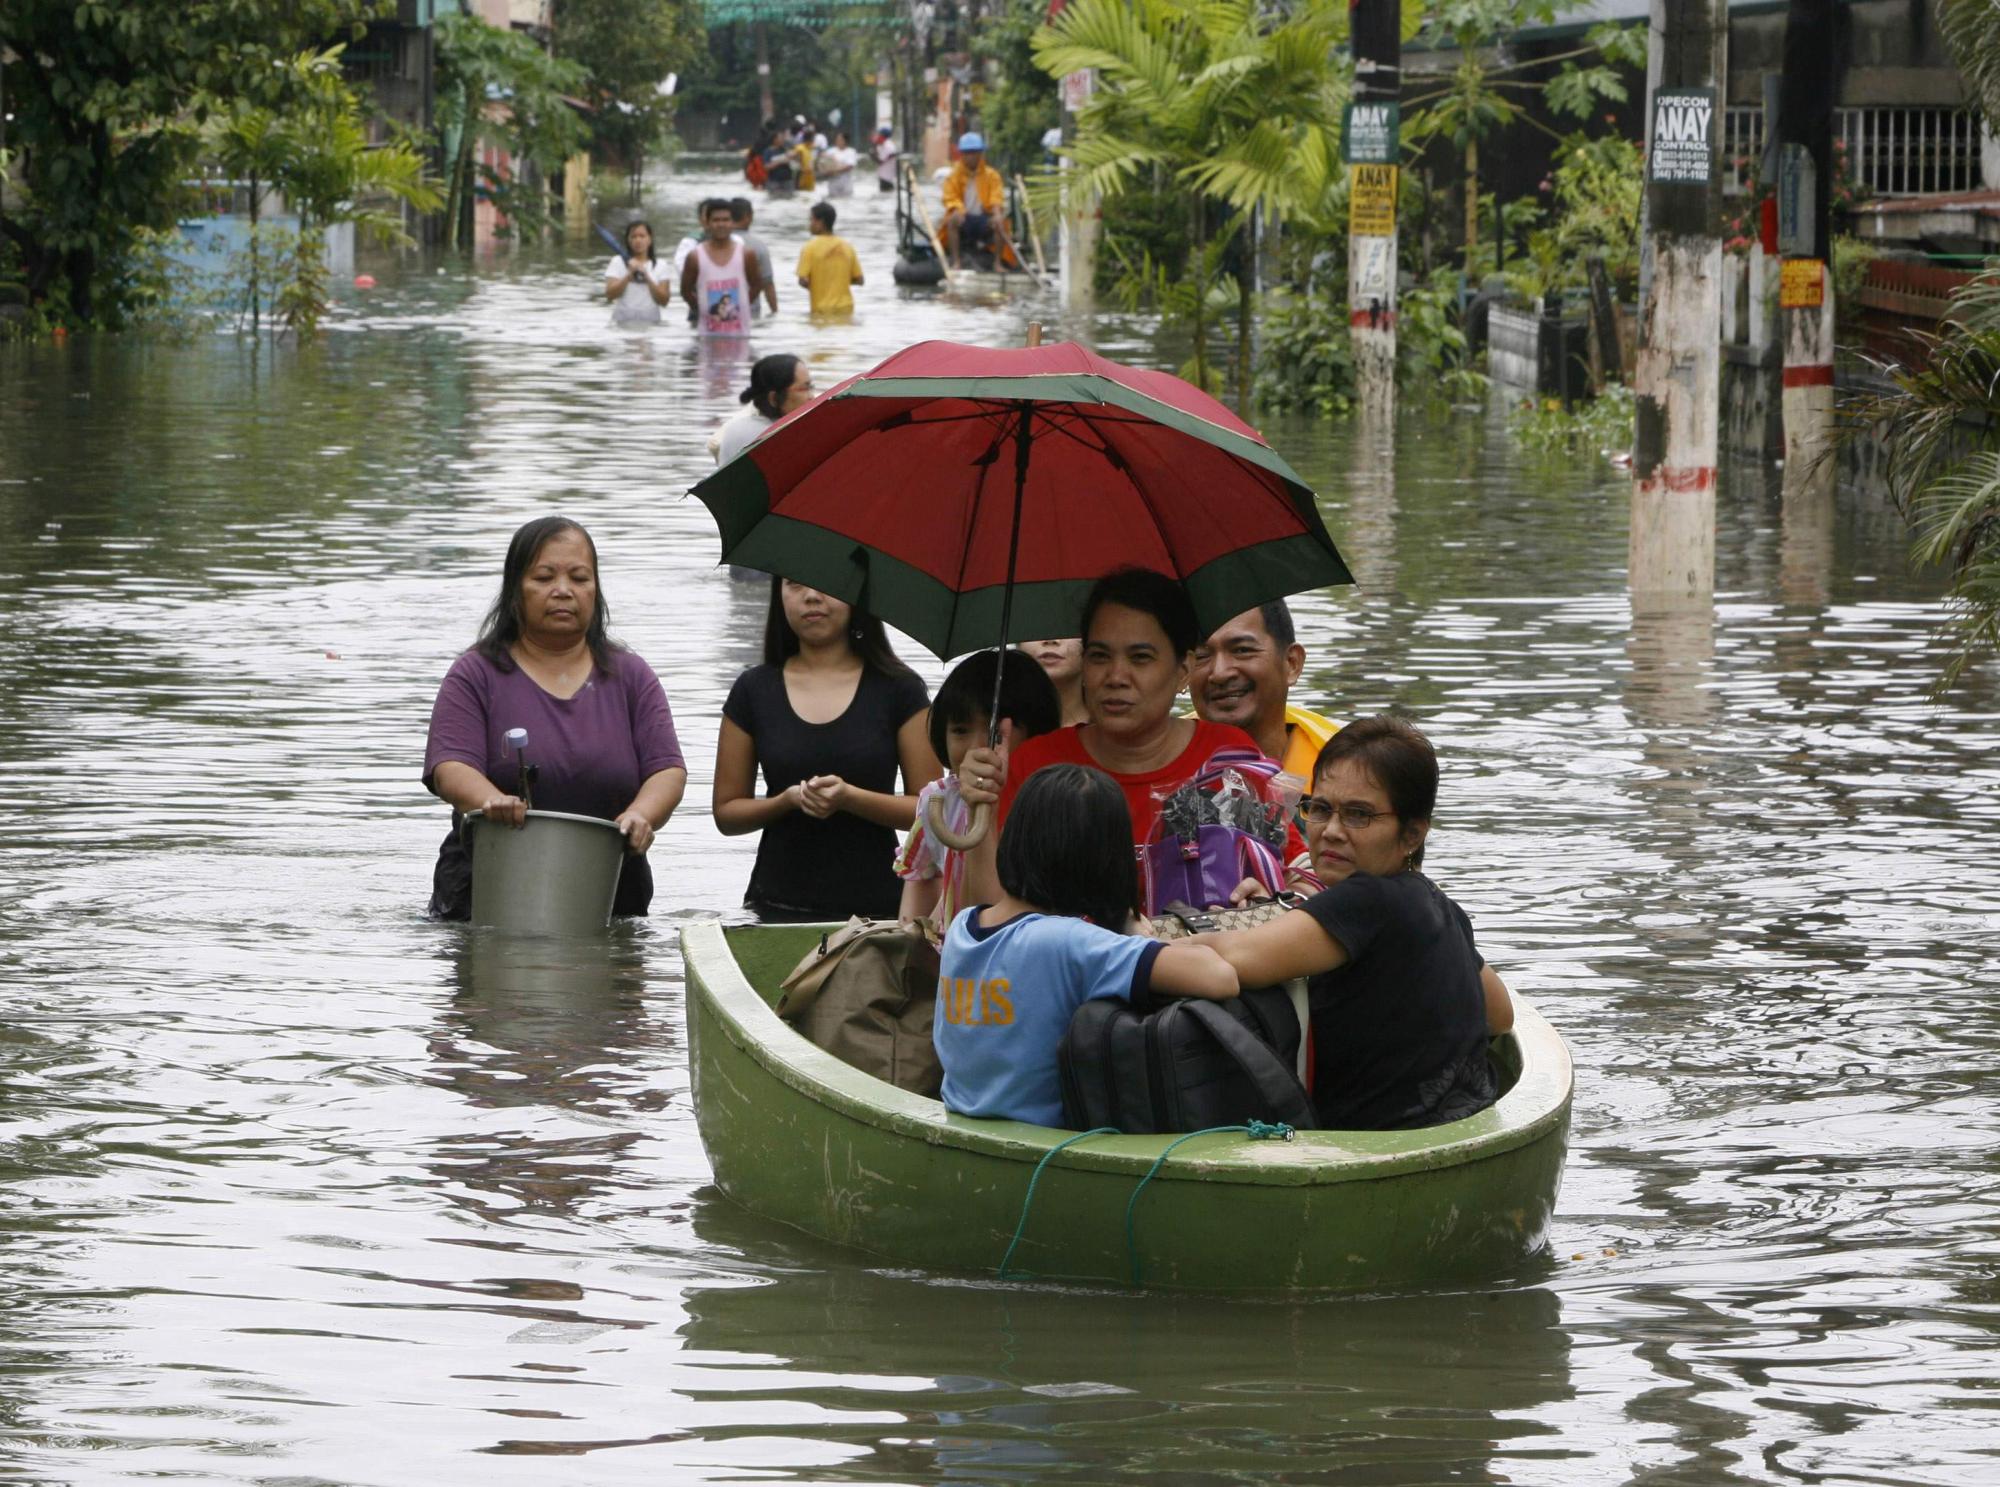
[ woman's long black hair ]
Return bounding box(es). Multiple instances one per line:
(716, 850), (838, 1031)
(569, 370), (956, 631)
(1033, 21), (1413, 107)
(762, 576), (913, 679)
(474, 517), (620, 675)
(997, 763), (1138, 930)
(742, 354), (803, 421)
(622, 219), (656, 264)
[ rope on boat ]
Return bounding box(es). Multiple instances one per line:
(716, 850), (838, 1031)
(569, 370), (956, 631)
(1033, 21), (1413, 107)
(1125, 1120), (1295, 1286)
(997, 1127), (1118, 1280)
(997, 1119), (1296, 1285)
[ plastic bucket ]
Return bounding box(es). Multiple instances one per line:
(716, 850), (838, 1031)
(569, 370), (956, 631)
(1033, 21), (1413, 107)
(466, 809), (626, 934)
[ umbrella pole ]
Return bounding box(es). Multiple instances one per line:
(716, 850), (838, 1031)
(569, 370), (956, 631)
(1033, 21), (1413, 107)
(929, 399), (1035, 855)
(929, 326), (1042, 855)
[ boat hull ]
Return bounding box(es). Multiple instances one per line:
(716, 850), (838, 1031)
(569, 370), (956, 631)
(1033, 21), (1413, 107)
(684, 921), (1571, 1292)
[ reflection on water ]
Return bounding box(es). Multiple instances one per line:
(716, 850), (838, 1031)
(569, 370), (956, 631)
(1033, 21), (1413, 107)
(2, 164), (1999, 1483)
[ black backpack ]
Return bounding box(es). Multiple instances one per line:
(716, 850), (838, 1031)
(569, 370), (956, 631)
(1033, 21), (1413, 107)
(1058, 986), (1317, 1135)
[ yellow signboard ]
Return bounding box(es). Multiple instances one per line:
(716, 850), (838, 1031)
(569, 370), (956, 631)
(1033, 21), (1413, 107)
(1779, 257), (1825, 309)
(1349, 164), (1398, 238)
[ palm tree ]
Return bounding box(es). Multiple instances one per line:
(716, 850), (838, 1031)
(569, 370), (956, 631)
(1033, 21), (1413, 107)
(1033, 0), (1349, 406)
(1841, 0), (2000, 687)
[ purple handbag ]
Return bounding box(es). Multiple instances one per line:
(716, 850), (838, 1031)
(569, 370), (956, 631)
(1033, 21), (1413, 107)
(1141, 822), (1285, 914)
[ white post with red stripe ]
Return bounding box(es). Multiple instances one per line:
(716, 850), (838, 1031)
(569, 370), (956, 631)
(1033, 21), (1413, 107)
(1347, 0), (1401, 422)
(1781, 264), (1835, 493)
(1630, 0), (1727, 598)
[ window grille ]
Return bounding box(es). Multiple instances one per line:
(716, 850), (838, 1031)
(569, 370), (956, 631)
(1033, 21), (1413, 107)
(1718, 105), (1982, 198)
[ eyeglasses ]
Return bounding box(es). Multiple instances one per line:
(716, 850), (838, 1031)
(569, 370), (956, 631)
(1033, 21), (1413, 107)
(1299, 798), (1395, 831)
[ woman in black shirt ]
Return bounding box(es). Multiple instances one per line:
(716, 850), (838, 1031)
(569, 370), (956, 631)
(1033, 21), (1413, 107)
(715, 579), (937, 920)
(1209, 715), (1515, 1130)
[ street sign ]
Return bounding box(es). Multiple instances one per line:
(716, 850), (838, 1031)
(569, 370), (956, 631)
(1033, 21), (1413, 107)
(1342, 102), (1400, 165)
(1353, 235), (1393, 301)
(1349, 164), (1398, 237)
(1647, 87), (1714, 186)
(1779, 257), (1824, 309)
(1777, 144), (1817, 256)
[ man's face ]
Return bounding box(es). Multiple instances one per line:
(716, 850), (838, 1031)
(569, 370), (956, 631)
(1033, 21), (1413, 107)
(1190, 609), (1303, 737)
(707, 209), (735, 242)
(963, 150), (984, 173)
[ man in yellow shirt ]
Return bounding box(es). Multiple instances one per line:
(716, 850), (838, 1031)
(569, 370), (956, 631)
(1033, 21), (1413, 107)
(1190, 601), (1338, 783)
(795, 201), (863, 316)
(940, 131), (1016, 270)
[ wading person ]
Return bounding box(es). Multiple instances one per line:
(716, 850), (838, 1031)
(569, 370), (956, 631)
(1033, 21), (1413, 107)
(873, 124), (898, 192)
(940, 132), (1015, 271)
(728, 198), (780, 319)
(603, 220), (672, 325)
(818, 129), (859, 198)
(1191, 601), (1338, 786)
(714, 579), (937, 921)
(713, 353), (815, 466)
(795, 202), (863, 317)
(681, 198), (763, 336)
(1205, 716), (1515, 1129)
(423, 517), (687, 919)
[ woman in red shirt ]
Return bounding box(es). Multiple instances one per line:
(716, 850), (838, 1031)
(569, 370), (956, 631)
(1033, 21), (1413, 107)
(961, 569), (1310, 906)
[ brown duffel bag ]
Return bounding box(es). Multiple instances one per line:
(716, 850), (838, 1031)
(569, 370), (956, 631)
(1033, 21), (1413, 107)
(777, 917), (944, 1098)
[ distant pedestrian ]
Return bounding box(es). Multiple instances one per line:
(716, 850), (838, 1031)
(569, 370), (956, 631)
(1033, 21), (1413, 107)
(818, 129), (859, 199)
(796, 202), (863, 316)
(873, 125), (898, 192)
(729, 198), (780, 319)
(603, 220), (672, 325)
(681, 197), (763, 336)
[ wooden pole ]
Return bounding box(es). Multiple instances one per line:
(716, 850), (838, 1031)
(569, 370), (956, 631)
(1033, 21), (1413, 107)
(1630, 0), (1727, 598)
(1777, 0), (1837, 499)
(904, 161), (958, 291)
(1015, 174), (1051, 277)
(1348, 0), (1402, 422)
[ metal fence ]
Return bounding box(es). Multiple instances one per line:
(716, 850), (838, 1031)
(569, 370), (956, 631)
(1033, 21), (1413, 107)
(1720, 105), (1984, 198)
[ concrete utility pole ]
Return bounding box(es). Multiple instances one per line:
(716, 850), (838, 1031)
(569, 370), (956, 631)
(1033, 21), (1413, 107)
(1347, 0), (1402, 420)
(1776, 0), (1836, 498)
(1630, 0), (1727, 598)
(1058, 68), (1098, 312)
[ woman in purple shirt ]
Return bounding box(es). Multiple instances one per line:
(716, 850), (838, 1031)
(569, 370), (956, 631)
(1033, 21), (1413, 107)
(423, 517), (687, 919)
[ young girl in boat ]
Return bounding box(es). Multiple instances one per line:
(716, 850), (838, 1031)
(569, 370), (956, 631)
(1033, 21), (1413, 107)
(934, 763), (1238, 1127)
(895, 650), (1061, 925)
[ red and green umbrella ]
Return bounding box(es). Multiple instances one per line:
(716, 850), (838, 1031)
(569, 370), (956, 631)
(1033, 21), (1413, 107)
(691, 338), (1353, 660)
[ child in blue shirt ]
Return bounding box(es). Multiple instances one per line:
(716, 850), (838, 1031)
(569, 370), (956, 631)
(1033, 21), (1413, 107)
(936, 762), (1238, 1126)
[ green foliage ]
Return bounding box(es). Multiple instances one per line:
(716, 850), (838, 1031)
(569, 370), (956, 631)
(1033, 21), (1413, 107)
(1504, 131), (1642, 302)
(555, 0), (701, 173)
(1253, 290), (1356, 416)
(975, 0), (1062, 176)
(202, 47), (438, 337)
(1035, 0), (1349, 404)
(1402, 1), (1641, 272)
(1832, 233), (1880, 336)
(436, 13), (589, 246)
(1846, 274), (2000, 688)
(0, 0), (381, 322)
(1508, 378), (1635, 455)
(1399, 269), (1489, 403)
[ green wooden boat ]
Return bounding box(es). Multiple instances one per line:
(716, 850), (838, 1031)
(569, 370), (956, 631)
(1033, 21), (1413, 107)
(683, 920), (1573, 1293)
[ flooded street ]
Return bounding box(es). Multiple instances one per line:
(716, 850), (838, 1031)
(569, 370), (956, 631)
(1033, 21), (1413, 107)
(3, 163), (1998, 1484)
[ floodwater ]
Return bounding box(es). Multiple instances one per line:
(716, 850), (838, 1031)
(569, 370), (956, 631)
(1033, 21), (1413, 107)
(3, 163), (1998, 1485)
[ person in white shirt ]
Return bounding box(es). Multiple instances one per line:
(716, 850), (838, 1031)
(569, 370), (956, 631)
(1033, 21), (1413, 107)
(712, 353), (815, 466)
(603, 221), (672, 324)
(818, 130), (860, 198)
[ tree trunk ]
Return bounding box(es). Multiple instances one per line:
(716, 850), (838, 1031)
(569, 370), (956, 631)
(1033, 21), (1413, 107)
(1190, 208), (1209, 391)
(1236, 242), (1252, 417)
(248, 170), (261, 336)
(1464, 135), (1479, 276)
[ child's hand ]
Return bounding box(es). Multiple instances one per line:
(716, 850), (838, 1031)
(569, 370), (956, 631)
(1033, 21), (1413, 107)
(957, 721), (1012, 808)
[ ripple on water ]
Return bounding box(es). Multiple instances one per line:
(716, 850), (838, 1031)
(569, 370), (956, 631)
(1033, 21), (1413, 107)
(2, 164), (1999, 1484)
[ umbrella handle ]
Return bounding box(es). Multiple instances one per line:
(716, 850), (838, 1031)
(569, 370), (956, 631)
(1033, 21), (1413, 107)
(926, 793), (991, 851)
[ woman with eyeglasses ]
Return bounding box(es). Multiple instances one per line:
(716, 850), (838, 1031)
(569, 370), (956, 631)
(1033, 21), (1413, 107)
(1207, 715), (1514, 1130)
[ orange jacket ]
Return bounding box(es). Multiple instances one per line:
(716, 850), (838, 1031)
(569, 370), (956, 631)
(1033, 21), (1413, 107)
(942, 161), (1005, 217)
